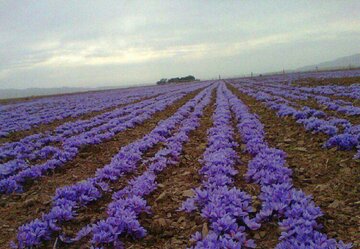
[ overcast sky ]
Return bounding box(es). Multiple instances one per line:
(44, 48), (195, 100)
(0, 0), (359, 89)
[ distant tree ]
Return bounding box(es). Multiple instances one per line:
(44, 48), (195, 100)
(156, 78), (167, 85)
(157, 75), (196, 84)
(168, 77), (180, 83)
(181, 75), (195, 81)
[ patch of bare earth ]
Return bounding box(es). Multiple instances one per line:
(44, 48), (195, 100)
(0, 89), (203, 248)
(228, 84), (360, 248)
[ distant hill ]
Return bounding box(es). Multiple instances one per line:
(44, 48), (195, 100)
(297, 54), (360, 71)
(0, 86), (121, 100)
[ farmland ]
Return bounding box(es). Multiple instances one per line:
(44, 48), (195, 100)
(0, 70), (359, 249)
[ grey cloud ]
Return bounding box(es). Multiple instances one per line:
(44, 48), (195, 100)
(1, 0), (360, 89)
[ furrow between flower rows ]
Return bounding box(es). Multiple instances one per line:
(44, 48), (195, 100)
(230, 82), (360, 159)
(250, 82), (360, 117)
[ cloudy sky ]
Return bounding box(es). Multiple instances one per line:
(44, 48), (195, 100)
(0, 0), (359, 89)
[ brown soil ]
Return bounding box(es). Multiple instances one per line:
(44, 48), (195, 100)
(0, 89), (203, 248)
(293, 76), (360, 87)
(228, 84), (360, 248)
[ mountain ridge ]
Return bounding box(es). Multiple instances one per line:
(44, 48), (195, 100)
(297, 53), (360, 71)
(0, 86), (120, 100)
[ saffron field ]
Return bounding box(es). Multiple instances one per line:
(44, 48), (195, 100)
(0, 70), (359, 249)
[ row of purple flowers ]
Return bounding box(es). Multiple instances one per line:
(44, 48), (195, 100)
(0, 83), (208, 194)
(224, 84), (352, 248)
(181, 82), (259, 248)
(230, 83), (359, 159)
(11, 84), (215, 248)
(0, 83), (179, 137)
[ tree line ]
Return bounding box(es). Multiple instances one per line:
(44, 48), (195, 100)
(157, 75), (198, 85)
